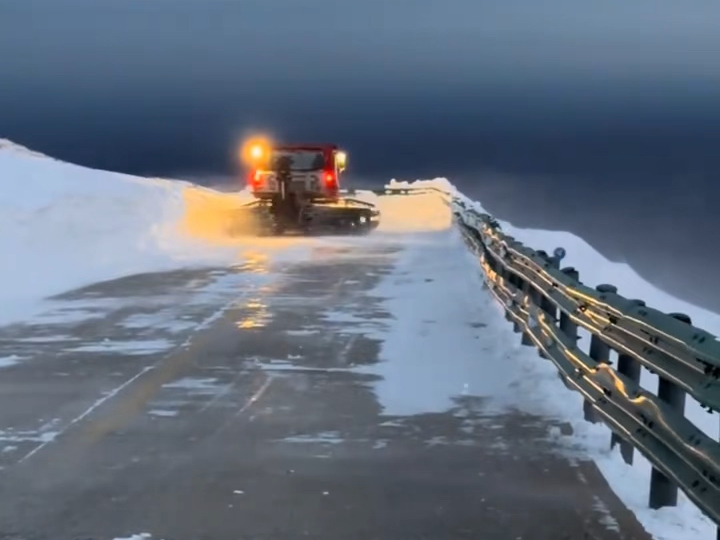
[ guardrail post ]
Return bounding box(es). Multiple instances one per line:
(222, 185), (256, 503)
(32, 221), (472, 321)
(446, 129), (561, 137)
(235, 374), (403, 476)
(480, 245), (492, 290)
(649, 312), (691, 510)
(521, 250), (554, 352)
(485, 249), (513, 324)
(506, 271), (524, 332)
(495, 241), (518, 331)
(504, 283), (515, 322)
(540, 253), (560, 319)
(610, 299), (646, 465)
(520, 277), (534, 346)
(558, 267), (579, 341)
(557, 267), (580, 389)
(583, 284), (616, 423)
(530, 253), (558, 359)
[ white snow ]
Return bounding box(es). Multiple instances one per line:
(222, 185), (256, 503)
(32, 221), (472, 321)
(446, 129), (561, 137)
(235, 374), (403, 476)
(67, 339), (174, 355)
(354, 188), (552, 417)
(15, 335), (75, 343)
(373, 182), (453, 234)
(0, 428), (58, 444)
(353, 230), (517, 416)
(0, 355), (23, 368)
(162, 377), (230, 395)
(118, 312), (197, 333)
(147, 409), (179, 418)
(281, 432), (345, 445)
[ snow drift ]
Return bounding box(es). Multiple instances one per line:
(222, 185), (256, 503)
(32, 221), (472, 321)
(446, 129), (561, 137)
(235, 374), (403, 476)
(0, 140), (254, 323)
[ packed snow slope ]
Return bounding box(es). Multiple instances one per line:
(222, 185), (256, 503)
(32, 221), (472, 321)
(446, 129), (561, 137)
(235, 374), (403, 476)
(0, 140), (294, 323)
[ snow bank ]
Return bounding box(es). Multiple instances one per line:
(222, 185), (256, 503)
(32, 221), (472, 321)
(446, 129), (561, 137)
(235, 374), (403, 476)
(389, 176), (717, 540)
(369, 179), (453, 233)
(0, 140), (280, 324)
(385, 177), (457, 194)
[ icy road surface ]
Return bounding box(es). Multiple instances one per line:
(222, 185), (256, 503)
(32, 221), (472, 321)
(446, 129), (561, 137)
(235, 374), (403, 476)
(0, 191), (652, 540)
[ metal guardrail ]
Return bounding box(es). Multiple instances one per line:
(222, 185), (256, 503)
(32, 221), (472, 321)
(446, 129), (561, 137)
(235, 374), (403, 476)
(455, 199), (720, 527)
(379, 184), (720, 529)
(346, 187), (448, 198)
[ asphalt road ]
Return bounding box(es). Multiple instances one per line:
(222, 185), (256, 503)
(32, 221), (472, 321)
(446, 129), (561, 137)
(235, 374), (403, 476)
(0, 240), (652, 540)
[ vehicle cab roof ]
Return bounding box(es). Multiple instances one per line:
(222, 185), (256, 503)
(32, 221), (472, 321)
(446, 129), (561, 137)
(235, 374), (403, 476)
(272, 144), (340, 151)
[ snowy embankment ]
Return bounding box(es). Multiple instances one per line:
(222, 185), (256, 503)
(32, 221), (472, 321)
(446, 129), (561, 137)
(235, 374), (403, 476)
(0, 140), (263, 324)
(386, 177), (717, 540)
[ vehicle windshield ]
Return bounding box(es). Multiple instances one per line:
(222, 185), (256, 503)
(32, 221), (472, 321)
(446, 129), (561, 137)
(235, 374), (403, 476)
(270, 150), (326, 171)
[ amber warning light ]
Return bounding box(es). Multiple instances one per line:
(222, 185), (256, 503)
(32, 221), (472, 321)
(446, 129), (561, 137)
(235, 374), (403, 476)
(239, 136), (272, 167)
(250, 144), (263, 160)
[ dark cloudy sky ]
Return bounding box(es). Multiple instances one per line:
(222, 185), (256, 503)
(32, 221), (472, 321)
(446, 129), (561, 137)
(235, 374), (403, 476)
(1, 0), (719, 312)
